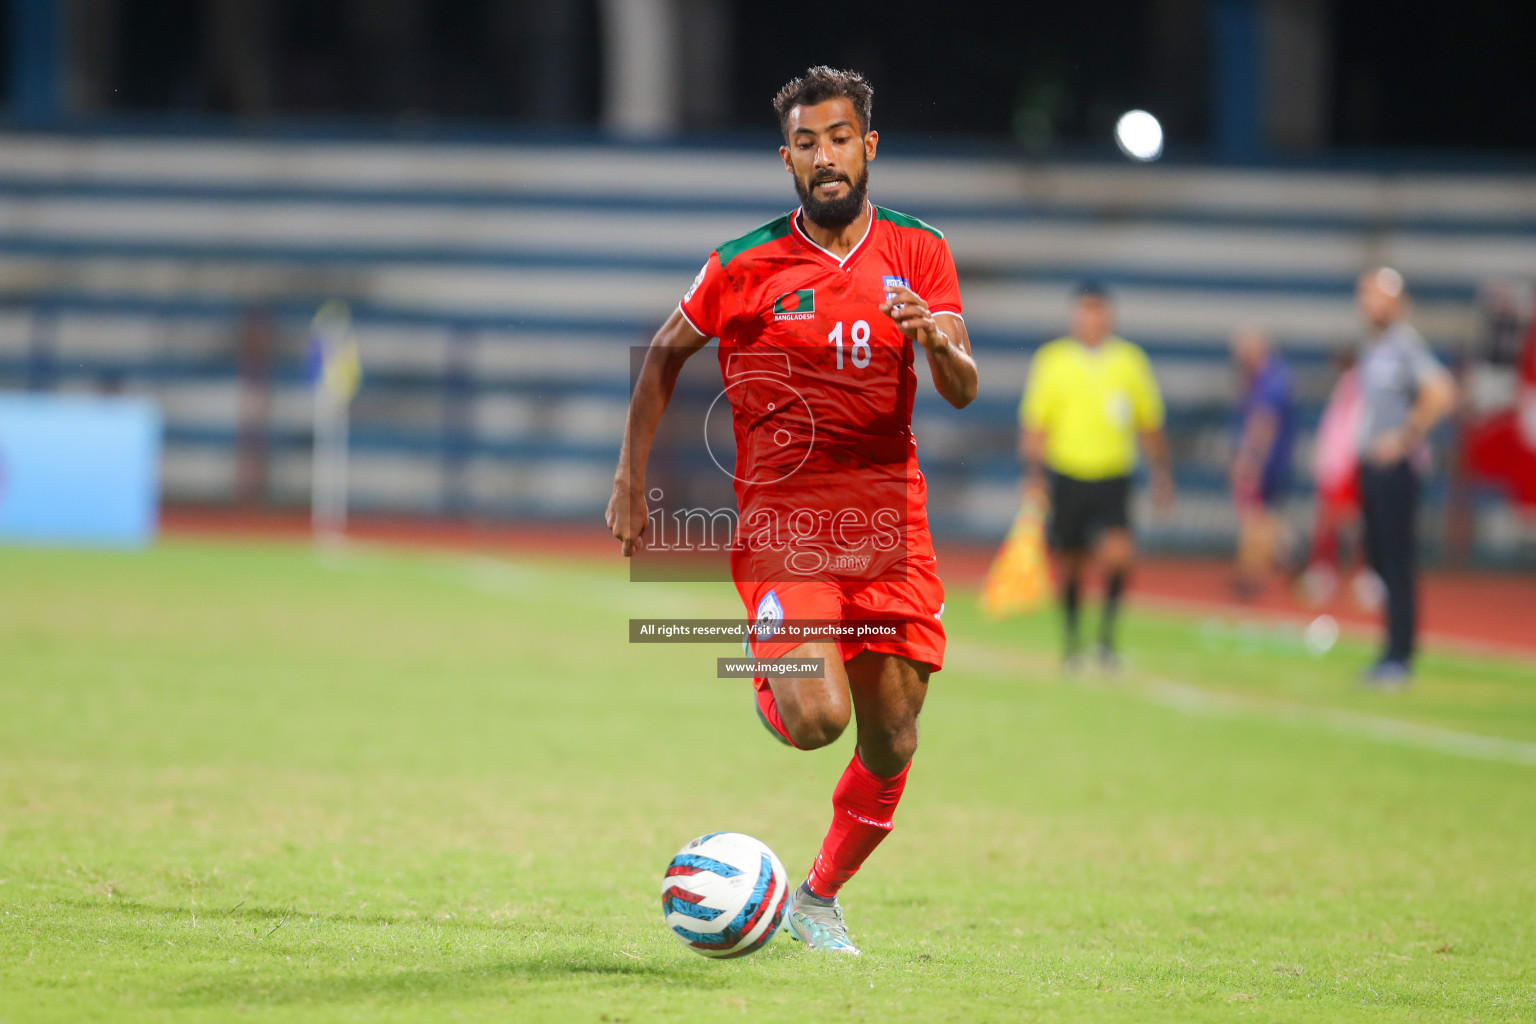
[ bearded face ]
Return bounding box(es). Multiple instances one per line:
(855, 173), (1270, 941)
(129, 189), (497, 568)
(793, 158), (870, 230)
(779, 95), (875, 231)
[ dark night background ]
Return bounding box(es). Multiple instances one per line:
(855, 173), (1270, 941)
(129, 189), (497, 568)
(8, 0), (1534, 154)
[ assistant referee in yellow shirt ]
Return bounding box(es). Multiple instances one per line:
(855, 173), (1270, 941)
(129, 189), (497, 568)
(1020, 282), (1175, 672)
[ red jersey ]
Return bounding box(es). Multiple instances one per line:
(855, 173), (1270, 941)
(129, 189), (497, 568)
(678, 204), (963, 584)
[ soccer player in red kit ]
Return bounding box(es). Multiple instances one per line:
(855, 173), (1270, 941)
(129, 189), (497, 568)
(607, 66), (976, 954)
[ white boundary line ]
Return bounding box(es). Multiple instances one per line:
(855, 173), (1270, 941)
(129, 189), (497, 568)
(947, 640), (1536, 769)
(1131, 592), (1536, 665)
(1138, 675), (1536, 768)
(315, 547), (1536, 770)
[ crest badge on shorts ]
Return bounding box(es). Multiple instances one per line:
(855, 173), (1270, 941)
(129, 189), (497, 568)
(753, 590), (784, 642)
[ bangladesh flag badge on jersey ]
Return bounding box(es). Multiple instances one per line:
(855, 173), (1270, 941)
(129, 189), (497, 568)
(773, 289), (815, 320)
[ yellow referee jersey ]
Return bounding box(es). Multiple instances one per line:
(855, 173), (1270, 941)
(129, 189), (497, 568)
(1020, 336), (1165, 480)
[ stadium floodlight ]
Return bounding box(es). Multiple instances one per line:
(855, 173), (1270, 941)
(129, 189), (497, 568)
(1114, 110), (1163, 162)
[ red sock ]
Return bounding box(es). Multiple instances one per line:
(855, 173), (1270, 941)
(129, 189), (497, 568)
(754, 680), (799, 748)
(806, 753), (909, 899)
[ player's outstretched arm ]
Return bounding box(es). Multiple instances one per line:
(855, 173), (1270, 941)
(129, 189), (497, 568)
(880, 285), (977, 409)
(607, 309), (711, 556)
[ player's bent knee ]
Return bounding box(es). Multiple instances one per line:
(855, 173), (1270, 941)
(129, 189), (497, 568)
(785, 703), (851, 749)
(772, 670), (851, 749)
(788, 697), (852, 749)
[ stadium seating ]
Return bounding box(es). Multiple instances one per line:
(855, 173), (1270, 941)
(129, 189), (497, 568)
(0, 134), (1530, 555)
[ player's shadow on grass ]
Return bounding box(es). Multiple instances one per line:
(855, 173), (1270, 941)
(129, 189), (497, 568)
(63, 899), (736, 1006)
(173, 956), (737, 1009)
(65, 897), (514, 933)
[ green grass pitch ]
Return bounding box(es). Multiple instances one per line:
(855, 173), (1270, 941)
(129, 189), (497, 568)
(2, 539), (1534, 1022)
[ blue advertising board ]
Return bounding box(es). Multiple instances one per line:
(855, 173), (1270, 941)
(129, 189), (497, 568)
(0, 395), (161, 547)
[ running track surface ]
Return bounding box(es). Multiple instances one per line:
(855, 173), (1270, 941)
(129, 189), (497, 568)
(160, 508), (1536, 661)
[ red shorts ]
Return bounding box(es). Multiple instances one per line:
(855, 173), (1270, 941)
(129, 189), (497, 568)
(734, 557), (947, 691)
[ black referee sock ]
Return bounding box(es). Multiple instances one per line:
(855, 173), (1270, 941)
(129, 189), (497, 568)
(1061, 575), (1082, 654)
(1100, 570), (1127, 650)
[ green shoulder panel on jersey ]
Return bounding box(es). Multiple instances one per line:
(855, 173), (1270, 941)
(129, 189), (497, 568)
(716, 213), (794, 268)
(874, 206), (944, 240)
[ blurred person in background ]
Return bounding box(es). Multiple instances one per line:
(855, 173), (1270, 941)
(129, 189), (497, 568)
(1228, 328), (1296, 599)
(1021, 282), (1174, 673)
(1355, 268), (1458, 687)
(1299, 346), (1378, 609)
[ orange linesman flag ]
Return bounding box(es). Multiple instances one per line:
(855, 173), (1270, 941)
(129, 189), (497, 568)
(980, 498), (1051, 619)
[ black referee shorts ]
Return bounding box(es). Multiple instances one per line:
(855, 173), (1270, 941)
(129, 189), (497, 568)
(1046, 471), (1132, 553)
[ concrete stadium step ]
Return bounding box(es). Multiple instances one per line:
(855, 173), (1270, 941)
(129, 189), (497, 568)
(0, 252), (1480, 347)
(0, 133), (1524, 554)
(0, 134), (1525, 363)
(1, 135), (1533, 227)
(0, 195), (1529, 290)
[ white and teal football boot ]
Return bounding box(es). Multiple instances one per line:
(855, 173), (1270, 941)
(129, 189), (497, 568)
(786, 881), (861, 955)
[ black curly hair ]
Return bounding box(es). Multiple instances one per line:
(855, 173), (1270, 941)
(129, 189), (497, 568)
(772, 66), (874, 139)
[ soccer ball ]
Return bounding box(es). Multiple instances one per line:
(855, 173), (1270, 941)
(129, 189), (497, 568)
(660, 832), (789, 958)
